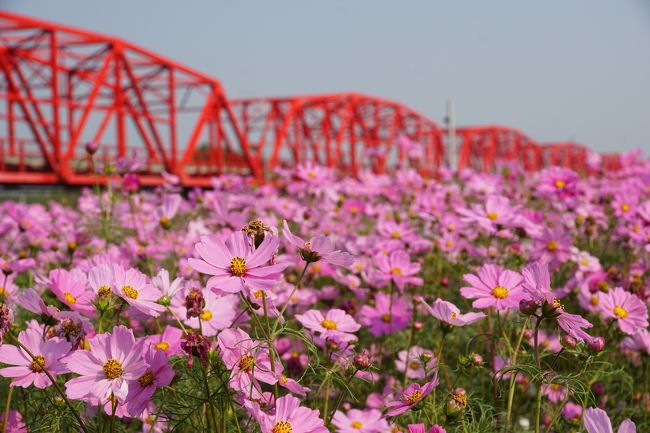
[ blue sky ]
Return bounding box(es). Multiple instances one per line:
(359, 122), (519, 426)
(3, 0), (650, 152)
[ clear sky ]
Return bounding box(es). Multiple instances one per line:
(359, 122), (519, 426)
(3, 0), (650, 153)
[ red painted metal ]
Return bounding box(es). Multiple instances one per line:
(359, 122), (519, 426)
(230, 94), (445, 177)
(0, 10), (260, 187)
(0, 12), (622, 186)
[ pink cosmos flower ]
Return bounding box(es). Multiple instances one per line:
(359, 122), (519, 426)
(373, 250), (423, 291)
(16, 288), (59, 317)
(283, 220), (353, 267)
(457, 194), (520, 233)
(112, 265), (166, 317)
(542, 383), (567, 403)
(0, 327), (71, 388)
(124, 346), (175, 417)
(531, 227), (572, 271)
(621, 329), (650, 357)
(252, 394), (328, 433)
(278, 374), (310, 396)
(46, 269), (95, 316)
(151, 268), (183, 301)
(65, 325), (147, 403)
(419, 298), (486, 327)
(408, 425), (446, 433)
(296, 308), (360, 343)
(360, 292), (411, 336)
(599, 287), (649, 335)
(561, 402), (583, 424)
(143, 325), (184, 357)
(0, 410), (27, 433)
(183, 291), (238, 336)
(536, 167), (580, 200)
(189, 231), (287, 293)
(521, 262), (555, 305)
(217, 328), (280, 386)
(331, 408), (389, 433)
(152, 194), (182, 229)
(583, 407), (636, 433)
(386, 375), (439, 416)
(460, 264), (524, 311)
(395, 346), (436, 380)
(87, 264), (114, 298)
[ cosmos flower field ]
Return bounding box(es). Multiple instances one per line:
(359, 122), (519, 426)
(0, 154), (649, 433)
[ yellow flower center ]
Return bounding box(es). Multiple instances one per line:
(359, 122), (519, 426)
(254, 290), (265, 299)
(620, 203), (630, 213)
(230, 257), (247, 276)
(590, 296), (599, 306)
(68, 241), (78, 250)
(200, 310), (213, 321)
(155, 341), (170, 351)
(451, 312), (457, 319)
(553, 298), (564, 310)
(555, 179), (566, 189)
(409, 361), (421, 370)
(487, 212), (498, 220)
(137, 371), (154, 387)
(546, 241), (558, 251)
(308, 171), (317, 179)
(63, 292), (77, 304)
(491, 286), (509, 299)
(321, 319), (337, 330)
(405, 389), (423, 405)
(272, 421), (293, 433)
(0, 287), (6, 298)
(98, 285), (111, 297)
(351, 421), (363, 429)
(613, 306), (628, 319)
(31, 355), (46, 373)
(280, 375), (288, 383)
(122, 285), (138, 300)
(391, 267), (403, 276)
(391, 231), (401, 239)
(304, 241), (311, 249)
(159, 216), (170, 227)
(381, 313), (392, 323)
(103, 358), (123, 379)
(238, 354), (255, 372)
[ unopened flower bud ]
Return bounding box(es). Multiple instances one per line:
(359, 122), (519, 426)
(519, 299), (538, 316)
(561, 335), (577, 349)
(471, 353), (484, 367)
(85, 141), (99, 155)
(420, 351), (434, 363)
(588, 336), (605, 353)
(242, 219), (271, 248)
(523, 329), (533, 340)
(591, 383), (605, 396)
(441, 277), (449, 287)
(413, 321), (424, 331)
(353, 351), (372, 370)
(185, 289), (205, 319)
(0, 304), (13, 343)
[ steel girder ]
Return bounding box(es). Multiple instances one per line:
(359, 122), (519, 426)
(230, 93), (445, 177)
(0, 10), (260, 186)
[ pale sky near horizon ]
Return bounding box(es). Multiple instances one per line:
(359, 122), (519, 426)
(2, 0), (650, 153)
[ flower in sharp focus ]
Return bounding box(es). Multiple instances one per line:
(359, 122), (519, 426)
(0, 327), (71, 388)
(254, 394), (328, 433)
(374, 250), (423, 291)
(46, 269), (95, 317)
(112, 265), (165, 317)
(64, 325), (147, 403)
(386, 375), (439, 416)
(331, 408), (389, 433)
(124, 346), (175, 417)
(189, 231), (287, 293)
(460, 264), (525, 311)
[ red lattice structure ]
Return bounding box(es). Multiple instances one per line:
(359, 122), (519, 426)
(0, 10), (260, 186)
(0, 11), (623, 186)
(231, 94), (445, 177)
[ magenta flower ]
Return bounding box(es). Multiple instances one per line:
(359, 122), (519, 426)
(460, 264), (524, 311)
(457, 194), (520, 233)
(65, 325), (147, 403)
(189, 231), (287, 293)
(0, 327), (71, 388)
(253, 394), (328, 433)
(283, 220), (353, 267)
(373, 250), (423, 291)
(556, 311), (595, 344)
(143, 325), (184, 357)
(599, 287), (649, 335)
(408, 425), (446, 433)
(16, 288), (59, 317)
(583, 407), (636, 433)
(360, 292), (411, 336)
(46, 269), (95, 316)
(536, 167), (580, 200)
(532, 227), (572, 271)
(217, 328), (280, 386)
(542, 383), (567, 403)
(183, 291), (238, 336)
(124, 346), (174, 417)
(561, 402), (583, 424)
(386, 376), (439, 416)
(331, 408), (389, 433)
(419, 298), (486, 327)
(112, 265), (165, 317)
(521, 262), (555, 305)
(152, 194), (182, 229)
(0, 410), (27, 433)
(296, 308), (360, 343)
(396, 346), (436, 380)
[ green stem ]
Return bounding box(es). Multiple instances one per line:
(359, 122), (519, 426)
(322, 378), (330, 423)
(110, 396), (117, 433)
(503, 317), (530, 433)
(8, 331), (89, 433)
(1, 386), (13, 433)
(326, 368), (358, 426)
(272, 262), (310, 333)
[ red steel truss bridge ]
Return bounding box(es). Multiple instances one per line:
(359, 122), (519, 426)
(0, 11), (622, 187)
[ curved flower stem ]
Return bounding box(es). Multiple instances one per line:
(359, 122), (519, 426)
(326, 368), (358, 426)
(1, 385), (13, 433)
(197, 319), (218, 432)
(272, 262), (310, 333)
(262, 295), (279, 399)
(109, 395), (117, 433)
(503, 316), (530, 433)
(7, 331), (89, 433)
(402, 294), (417, 388)
(533, 316), (543, 433)
(322, 378), (330, 423)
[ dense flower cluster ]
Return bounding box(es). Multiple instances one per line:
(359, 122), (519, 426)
(0, 151), (649, 432)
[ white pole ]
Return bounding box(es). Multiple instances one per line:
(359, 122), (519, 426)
(446, 99), (457, 170)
